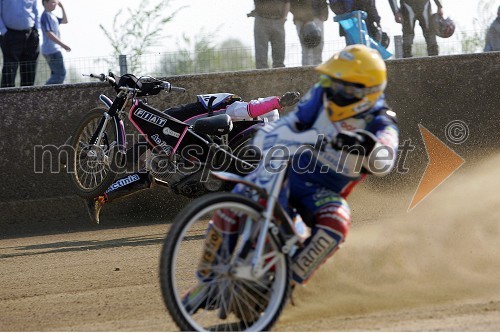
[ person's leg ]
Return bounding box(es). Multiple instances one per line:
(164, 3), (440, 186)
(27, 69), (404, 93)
(270, 18), (286, 68)
(295, 21), (310, 66)
(19, 29), (39, 86)
(417, 0), (439, 56)
(44, 51), (66, 85)
(44, 53), (56, 84)
(254, 16), (270, 69)
(311, 19), (325, 65)
(290, 187), (351, 285)
(0, 30), (24, 87)
(297, 19), (323, 66)
(401, 1), (417, 58)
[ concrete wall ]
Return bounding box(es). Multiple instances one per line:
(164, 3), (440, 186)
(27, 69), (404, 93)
(1, 52), (499, 236)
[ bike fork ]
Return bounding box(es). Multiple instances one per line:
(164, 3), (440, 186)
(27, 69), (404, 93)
(89, 112), (111, 147)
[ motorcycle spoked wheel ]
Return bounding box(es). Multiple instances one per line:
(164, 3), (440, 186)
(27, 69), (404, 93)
(160, 192), (291, 332)
(68, 108), (125, 199)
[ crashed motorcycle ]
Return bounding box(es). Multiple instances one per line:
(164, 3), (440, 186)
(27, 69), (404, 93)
(67, 72), (294, 199)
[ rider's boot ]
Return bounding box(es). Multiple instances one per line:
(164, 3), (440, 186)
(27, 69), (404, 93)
(182, 280), (220, 314)
(291, 201), (351, 285)
(85, 195), (107, 224)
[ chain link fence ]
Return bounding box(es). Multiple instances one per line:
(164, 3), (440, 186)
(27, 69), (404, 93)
(0, 30), (489, 87)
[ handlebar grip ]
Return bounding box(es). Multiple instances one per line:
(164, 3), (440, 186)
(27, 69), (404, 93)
(89, 73), (106, 81)
(159, 81), (186, 93)
(170, 86), (186, 93)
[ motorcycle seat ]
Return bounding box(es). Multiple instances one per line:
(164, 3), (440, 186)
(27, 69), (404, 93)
(193, 114), (234, 136)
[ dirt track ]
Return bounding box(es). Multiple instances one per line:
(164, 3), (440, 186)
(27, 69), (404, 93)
(1, 154), (500, 331)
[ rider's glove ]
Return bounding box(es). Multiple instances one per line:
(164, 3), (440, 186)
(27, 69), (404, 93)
(331, 130), (377, 156)
(278, 91), (301, 107)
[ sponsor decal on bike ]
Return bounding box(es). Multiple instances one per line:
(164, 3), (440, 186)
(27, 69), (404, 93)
(151, 134), (173, 155)
(134, 108), (167, 127)
(163, 127), (180, 138)
(105, 174), (141, 193)
(198, 225), (223, 279)
(292, 228), (340, 283)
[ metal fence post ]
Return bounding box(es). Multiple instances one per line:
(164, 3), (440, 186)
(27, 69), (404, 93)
(119, 55), (128, 75)
(394, 36), (403, 59)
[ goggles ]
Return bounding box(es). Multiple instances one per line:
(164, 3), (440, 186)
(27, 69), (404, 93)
(321, 75), (386, 105)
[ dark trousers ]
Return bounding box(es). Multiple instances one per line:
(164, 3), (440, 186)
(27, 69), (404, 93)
(0, 28), (39, 87)
(400, 0), (438, 57)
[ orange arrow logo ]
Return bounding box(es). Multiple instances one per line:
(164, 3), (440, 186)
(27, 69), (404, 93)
(408, 124), (465, 211)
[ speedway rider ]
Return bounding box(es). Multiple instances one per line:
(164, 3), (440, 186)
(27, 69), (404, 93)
(194, 44), (399, 289)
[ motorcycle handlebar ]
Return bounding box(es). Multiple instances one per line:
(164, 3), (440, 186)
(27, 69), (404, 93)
(84, 73), (185, 94)
(85, 73), (117, 87)
(169, 86), (186, 93)
(88, 73), (106, 81)
(159, 81), (186, 93)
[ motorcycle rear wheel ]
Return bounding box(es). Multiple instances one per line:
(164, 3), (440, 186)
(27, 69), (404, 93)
(67, 108), (124, 199)
(160, 192), (291, 331)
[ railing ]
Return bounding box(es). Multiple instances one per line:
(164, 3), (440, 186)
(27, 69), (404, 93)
(0, 30), (489, 87)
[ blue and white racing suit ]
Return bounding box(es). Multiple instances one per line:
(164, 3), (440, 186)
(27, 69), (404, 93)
(245, 82), (399, 284)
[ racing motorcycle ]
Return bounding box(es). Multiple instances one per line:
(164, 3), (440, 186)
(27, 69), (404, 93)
(159, 129), (324, 331)
(67, 72), (288, 199)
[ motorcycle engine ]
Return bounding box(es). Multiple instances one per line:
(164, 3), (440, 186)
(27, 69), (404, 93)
(148, 153), (225, 198)
(148, 154), (185, 185)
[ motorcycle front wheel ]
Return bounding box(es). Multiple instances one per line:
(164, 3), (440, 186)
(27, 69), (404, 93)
(160, 192), (291, 332)
(67, 108), (124, 199)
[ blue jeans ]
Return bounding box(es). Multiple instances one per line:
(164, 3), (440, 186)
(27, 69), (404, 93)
(44, 51), (66, 84)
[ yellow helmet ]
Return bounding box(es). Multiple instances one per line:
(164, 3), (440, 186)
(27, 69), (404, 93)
(315, 44), (387, 122)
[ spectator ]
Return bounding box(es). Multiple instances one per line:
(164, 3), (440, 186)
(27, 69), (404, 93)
(0, 0), (40, 88)
(388, 0), (443, 57)
(248, 0), (290, 69)
(484, 5), (500, 52)
(290, 0), (329, 66)
(330, 0), (384, 46)
(41, 0), (70, 85)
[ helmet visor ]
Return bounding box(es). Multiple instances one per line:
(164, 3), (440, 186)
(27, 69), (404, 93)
(322, 76), (386, 106)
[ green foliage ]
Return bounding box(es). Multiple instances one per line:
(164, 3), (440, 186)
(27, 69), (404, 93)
(157, 35), (255, 75)
(410, 39), (431, 57)
(460, 30), (485, 53)
(99, 0), (184, 73)
(460, 0), (497, 53)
